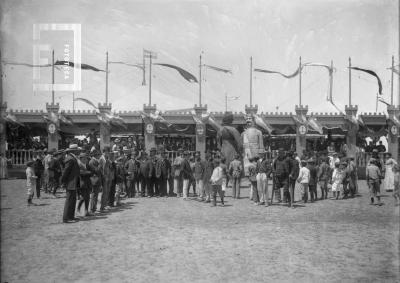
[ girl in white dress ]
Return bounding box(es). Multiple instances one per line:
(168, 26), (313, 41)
(384, 153), (397, 192)
(331, 162), (345, 200)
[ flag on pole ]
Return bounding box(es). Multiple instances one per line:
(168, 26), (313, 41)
(303, 62), (333, 73)
(350, 66), (383, 94)
(203, 64), (232, 74)
(154, 63), (198, 83)
(307, 117), (324, 134)
(74, 98), (98, 110)
(108, 61), (144, 70)
(252, 114), (274, 134)
(54, 60), (105, 72)
(254, 66), (301, 79)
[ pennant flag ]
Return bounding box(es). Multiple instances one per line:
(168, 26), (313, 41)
(388, 67), (400, 75)
(254, 66), (301, 79)
(58, 113), (74, 125)
(154, 63), (198, 83)
(108, 61), (144, 70)
(203, 64), (232, 74)
(253, 114), (274, 134)
(74, 98), (98, 110)
(378, 95), (390, 106)
(54, 60), (105, 72)
(192, 115), (203, 124)
(350, 67), (382, 94)
(303, 62), (333, 73)
(5, 113), (24, 127)
(150, 112), (173, 127)
(392, 115), (400, 127)
(3, 61), (52, 68)
(307, 117), (324, 134)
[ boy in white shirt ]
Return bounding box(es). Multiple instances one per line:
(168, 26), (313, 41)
(210, 160), (225, 207)
(26, 161), (38, 205)
(297, 160), (310, 204)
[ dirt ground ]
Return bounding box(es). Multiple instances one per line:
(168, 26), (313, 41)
(1, 179), (399, 283)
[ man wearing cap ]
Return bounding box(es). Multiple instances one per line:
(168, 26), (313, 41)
(33, 152), (44, 199)
(145, 147), (157, 197)
(61, 144), (81, 223)
(172, 149), (184, 197)
(88, 150), (102, 213)
(287, 151), (300, 205)
(194, 151), (205, 200)
(272, 149), (290, 204)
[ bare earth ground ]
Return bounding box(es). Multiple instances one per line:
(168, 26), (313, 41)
(1, 179), (399, 283)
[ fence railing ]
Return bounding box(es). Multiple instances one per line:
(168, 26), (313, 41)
(6, 149), (41, 167)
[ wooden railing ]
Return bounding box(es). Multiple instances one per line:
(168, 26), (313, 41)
(6, 149), (41, 167)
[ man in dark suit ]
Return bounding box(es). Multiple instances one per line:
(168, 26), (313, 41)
(156, 149), (169, 197)
(61, 144), (81, 223)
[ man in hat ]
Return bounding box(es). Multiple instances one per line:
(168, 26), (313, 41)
(194, 151), (205, 200)
(99, 146), (113, 211)
(76, 152), (92, 217)
(88, 150), (102, 213)
(32, 152), (44, 198)
(256, 149), (272, 206)
(272, 148), (290, 204)
(144, 147), (157, 197)
(287, 150), (300, 205)
(125, 152), (138, 198)
(307, 158), (318, 202)
(181, 151), (193, 199)
(172, 148), (184, 197)
(155, 148), (169, 197)
(229, 153), (243, 199)
(48, 150), (63, 198)
(61, 144), (81, 223)
(366, 158), (383, 205)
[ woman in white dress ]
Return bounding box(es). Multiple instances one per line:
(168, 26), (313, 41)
(384, 153), (397, 192)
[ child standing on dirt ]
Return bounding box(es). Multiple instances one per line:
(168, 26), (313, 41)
(26, 161), (37, 205)
(366, 158), (383, 206)
(331, 162), (343, 200)
(392, 164), (399, 206)
(210, 160), (225, 207)
(248, 157), (259, 205)
(297, 160), (310, 203)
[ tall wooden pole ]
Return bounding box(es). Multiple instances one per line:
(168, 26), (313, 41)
(52, 50), (55, 104)
(329, 60), (333, 102)
(199, 54), (202, 106)
(391, 55), (394, 105)
(105, 51), (109, 104)
(250, 56), (253, 106)
(142, 52), (146, 86)
(299, 56), (302, 105)
(149, 55), (152, 106)
(225, 92), (227, 112)
(349, 57), (352, 106)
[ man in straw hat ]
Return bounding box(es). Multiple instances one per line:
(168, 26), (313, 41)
(61, 144), (81, 223)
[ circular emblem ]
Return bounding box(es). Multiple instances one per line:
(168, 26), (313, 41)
(298, 125), (307, 135)
(390, 125), (398, 135)
(196, 124), (204, 135)
(48, 123), (56, 134)
(146, 123), (154, 134)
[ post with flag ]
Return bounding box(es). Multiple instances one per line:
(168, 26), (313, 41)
(344, 105), (359, 159)
(299, 56), (302, 105)
(105, 51), (109, 104)
(294, 105), (308, 157)
(199, 53), (202, 106)
(391, 55), (394, 105)
(46, 102), (60, 151)
(193, 104), (208, 159)
(387, 105), (400, 159)
(349, 57), (352, 106)
(98, 102), (112, 151)
(0, 51), (6, 156)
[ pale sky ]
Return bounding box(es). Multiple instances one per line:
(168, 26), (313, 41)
(1, 0), (398, 114)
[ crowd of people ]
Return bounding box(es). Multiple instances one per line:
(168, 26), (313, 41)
(20, 140), (400, 223)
